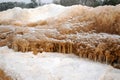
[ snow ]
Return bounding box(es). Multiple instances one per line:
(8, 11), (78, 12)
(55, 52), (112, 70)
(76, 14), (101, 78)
(0, 3), (119, 29)
(0, 4), (67, 23)
(0, 46), (120, 80)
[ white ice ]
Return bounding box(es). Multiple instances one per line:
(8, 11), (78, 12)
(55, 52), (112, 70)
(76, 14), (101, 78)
(0, 46), (120, 80)
(0, 4), (67, 23)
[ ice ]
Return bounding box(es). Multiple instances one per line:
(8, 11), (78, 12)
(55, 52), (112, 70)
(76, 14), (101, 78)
(0, 4), (67, 24)
(0, 3), (120, 80)
(0, 46), (120, 80)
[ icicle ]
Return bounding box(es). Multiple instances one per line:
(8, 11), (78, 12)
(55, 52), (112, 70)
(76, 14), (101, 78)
(79, 53), (82, 58)
(52, 43), (54, 52)
(61, 45), (62, 53)
(62, 43), (65, 53)
(59, 43), (61, 53)
(33, 48), (38, 55)
(95, 55), (97, 62)
(70, 42), (72, 53)
(67, 43), (69, 53)
(51, 47), (53, 52)
(55, 43), (57, 52)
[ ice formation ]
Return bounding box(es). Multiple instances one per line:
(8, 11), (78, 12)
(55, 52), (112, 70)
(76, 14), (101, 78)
(0, 46), (120, 80)
(0, 4), (120, 80)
